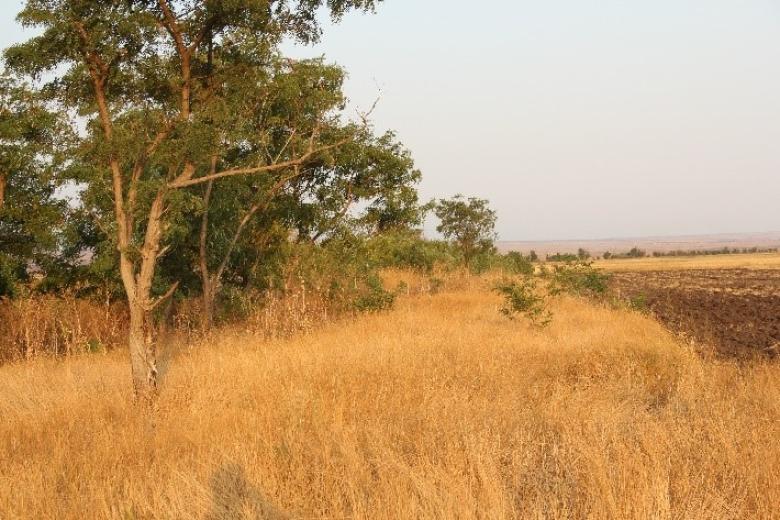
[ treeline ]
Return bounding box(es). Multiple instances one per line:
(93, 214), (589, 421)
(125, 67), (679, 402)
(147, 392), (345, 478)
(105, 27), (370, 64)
(603, 246), (778, 260)
(0, 1), (519, 396)
(543, 246), (778, 262)
(650, 246), (778, 258)
(0, 0), (518, 380)
(0, 224), (534, 363)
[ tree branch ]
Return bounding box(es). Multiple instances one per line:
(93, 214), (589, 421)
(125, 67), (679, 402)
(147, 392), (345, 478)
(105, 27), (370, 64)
(167, 138), (349, 189)
(199, 159), (217, 285)
(128, 118), (177, 233)
(147, 281), (180, 312)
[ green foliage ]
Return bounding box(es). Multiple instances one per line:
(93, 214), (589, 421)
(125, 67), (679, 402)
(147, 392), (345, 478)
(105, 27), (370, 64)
(604, 247), (647, 260)
(278, 234), (396, 314)
(548, 260), (611, 299)
(353, 274), (395, 312)
(500, 251), (535, 275)
(0, 75), (70, 297)
(4, 0), (413, 312)
(291, 128), (425, 244)
(546, 252), (578, 262)
(365, 230), (456, 273)
(85, 338), (104, 354)
(434, 195), (497, 267)
(494, 277), (551, 327)
(0, 254), (23, 298)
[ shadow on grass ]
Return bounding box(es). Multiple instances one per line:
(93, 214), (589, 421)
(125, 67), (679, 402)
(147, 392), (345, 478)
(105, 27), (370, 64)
(206, 463), (289, 520)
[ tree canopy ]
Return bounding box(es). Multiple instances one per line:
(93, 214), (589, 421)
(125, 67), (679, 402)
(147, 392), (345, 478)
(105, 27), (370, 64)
(434, 195), (497, 267)
(0, 75), (69, 296)
(3, 0), (396, 397)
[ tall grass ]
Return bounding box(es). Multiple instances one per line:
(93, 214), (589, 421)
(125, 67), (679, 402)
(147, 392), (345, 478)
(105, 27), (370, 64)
(0, 276), (405, 362)
(0, 292), (128, 361)
(1, 285), (779, 518)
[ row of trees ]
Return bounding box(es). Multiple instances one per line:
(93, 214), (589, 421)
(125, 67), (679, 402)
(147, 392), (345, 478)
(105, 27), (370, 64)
(0, 1), (503, 399)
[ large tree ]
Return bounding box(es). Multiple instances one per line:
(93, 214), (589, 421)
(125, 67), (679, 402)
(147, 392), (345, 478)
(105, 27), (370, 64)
(5, 0), (383, 400)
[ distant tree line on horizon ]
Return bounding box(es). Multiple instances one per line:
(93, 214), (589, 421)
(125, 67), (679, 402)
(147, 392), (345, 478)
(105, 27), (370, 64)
(540, 246), (779, 262)
(602, 246), (778, 260)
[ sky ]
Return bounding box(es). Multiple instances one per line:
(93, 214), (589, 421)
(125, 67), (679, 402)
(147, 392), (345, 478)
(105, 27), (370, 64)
(2, 1), (780, 241)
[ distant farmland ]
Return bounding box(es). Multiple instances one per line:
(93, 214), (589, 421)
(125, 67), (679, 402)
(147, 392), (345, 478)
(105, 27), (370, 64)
(498, 231), (780, 257)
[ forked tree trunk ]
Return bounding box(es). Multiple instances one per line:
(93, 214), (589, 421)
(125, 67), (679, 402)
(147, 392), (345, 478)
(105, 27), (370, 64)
(121, 190), (168, 401)
(128, 302), (157, 399)
(198, 174), (268, 332)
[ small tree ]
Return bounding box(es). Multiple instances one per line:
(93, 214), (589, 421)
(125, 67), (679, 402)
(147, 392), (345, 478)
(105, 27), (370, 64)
(434, 195), (496, 267)
(494, 277), (551, 327)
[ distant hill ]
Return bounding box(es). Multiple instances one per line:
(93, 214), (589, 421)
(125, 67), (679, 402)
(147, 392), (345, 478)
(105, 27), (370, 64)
(498, 231), (780, 257)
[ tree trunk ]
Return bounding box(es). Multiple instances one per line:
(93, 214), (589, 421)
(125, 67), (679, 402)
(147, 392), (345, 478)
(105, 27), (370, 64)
(0, 173), (6, 211)
(128, 300), (157, 400)
(199, 178), (215, 332)
(123, 190), (167, 401)
(201, 278), (215, 332)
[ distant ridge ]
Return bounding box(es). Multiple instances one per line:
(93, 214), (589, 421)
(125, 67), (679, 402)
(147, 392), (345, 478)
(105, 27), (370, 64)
(498, 231), (780, 256)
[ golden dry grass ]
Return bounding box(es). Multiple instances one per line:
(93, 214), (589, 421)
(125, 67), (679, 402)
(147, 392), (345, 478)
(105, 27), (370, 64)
(594, 252), (780, 272)
(2, 285), (780, 519)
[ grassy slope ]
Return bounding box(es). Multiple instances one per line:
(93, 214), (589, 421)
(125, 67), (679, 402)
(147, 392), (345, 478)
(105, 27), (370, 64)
(2, 287), (779, 519)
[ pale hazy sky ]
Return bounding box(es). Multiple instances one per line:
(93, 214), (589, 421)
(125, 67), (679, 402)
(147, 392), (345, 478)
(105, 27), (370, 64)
(3, 1), (779, 240)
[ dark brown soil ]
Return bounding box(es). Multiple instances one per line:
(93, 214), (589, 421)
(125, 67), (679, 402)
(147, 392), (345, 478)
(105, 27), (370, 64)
(611, 269), (780, 359)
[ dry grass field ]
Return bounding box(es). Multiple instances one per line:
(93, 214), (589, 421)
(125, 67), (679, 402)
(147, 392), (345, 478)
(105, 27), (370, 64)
(594, 252), (780, 272)
(2, 280), (780, 519)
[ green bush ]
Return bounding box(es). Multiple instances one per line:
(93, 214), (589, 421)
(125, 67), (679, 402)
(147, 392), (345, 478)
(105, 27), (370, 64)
(0, 255), (20, 298)
(548, 260), (611, 299)
(501, 251), (534, 275)
(353, 274), (395, 312)
(365, 230), (458, 273)
(494, 277), (552, 327)
(546, 252), (578, 262)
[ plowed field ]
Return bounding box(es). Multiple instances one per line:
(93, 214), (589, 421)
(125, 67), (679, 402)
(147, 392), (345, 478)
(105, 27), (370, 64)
(612, 269), (780, 358)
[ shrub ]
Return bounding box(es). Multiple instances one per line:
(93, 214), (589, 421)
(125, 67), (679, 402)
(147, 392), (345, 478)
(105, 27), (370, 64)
(353, 274), (396, 312)
(548, 260), (611, 299)
(501, 251), (535, 276)
(365, 230), (458, 273)
(546, 252), (578, 262)
(494, 277), (552, 327)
